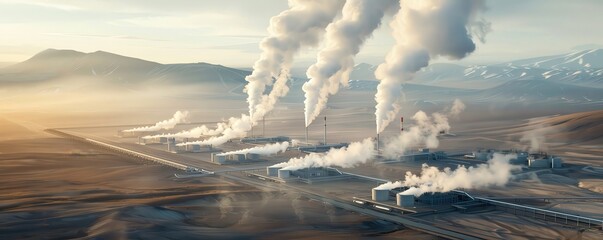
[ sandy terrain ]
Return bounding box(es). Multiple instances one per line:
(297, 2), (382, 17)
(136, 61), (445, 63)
(0, 117), (438, 239)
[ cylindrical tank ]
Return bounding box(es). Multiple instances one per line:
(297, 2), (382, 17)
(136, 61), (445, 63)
(372, 188), (389, 202)
(267, 166), (281, 177)
(397, 193), (415, 207)
(235, 154), (246, 161)
(278, 169), (291, 179)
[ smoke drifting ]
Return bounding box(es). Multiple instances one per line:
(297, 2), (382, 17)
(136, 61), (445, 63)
(245, 0), (344, 123)
(273, 138), (375, 171)
(123, 110), (189, 132)
(376, 153), (521, 196)
(303, 0), (397, 127)
(382, 99), (465, 158)
(449, 98), (466, 118)
(177, 0), (344, 147)
(217, 142), (290, 156)
(177, 114), (252, 147)
(143, 118), (233, 139)
(520, 123), (552, 153)
(374, 0), (488, 133)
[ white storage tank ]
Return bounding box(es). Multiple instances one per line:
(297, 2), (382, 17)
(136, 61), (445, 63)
(267, 166), (281, 177)
(278, 169), (291, 179)
(211, 153), (226, 164)
(372, 188), (389, 202)
(397, 193), (415, 207)
(229, 154), (246, 161)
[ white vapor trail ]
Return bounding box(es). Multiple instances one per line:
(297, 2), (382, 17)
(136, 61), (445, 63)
(217, 142), (290, 156)
(272, 138), (375, 171)
(124, 110), (189, 132)
(303, 0), (398, 127)
(143, 119), (233, 139)
(176, 114), (252, 147)
(376, 153), (521, 196)
(382, 99), (465, 159)
(245, 0), (345, 124)
(374, 0), (488, 133)
(177, 0), (344, 148)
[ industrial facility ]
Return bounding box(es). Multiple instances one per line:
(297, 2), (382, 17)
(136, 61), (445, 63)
(370, 187), (471, 208)
(211, 152), (262, 165)
(241, 136), (291, 144)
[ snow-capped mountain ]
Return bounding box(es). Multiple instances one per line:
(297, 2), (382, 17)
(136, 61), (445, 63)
(349, 49), (603, 88)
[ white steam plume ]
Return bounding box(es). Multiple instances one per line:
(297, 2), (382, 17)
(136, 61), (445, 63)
(449, 98), (466, 118)
(177, 0), (343, 147)
(303, 0), (398, 127)
(519, 123), (552, 153)
(374, 0), (488, 133)
(245, 0), (345, 123)
(217, 142), (290, 156)
(382, 99), (465, 159)
(143, 119), (232, 139)
(123, 110), (189, 132)
(376, 153), (521, 196)
(177, 114), (252, 147)
(272, 138), (375, 171)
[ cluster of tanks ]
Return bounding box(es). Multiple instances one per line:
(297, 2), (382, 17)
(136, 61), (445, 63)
(464, 149), (563, 169)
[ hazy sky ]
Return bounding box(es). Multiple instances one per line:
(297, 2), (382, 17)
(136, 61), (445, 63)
(1, 0), (602, 67)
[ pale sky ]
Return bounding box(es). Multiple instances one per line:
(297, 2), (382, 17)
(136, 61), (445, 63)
(1, 0), (602, 67)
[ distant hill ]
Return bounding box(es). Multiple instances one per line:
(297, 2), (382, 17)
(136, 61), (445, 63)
(350, 49), (603, 88)
(0, 49), (251, 89)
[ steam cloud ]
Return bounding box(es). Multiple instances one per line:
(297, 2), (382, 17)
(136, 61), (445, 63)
(449, 98), (466, 118)
(374, 0), (488, 133)
(245, 0), (344, 123)
(519, 122), (553, 153)
(123, 110), (189, 132)
(143, 118), (233, 139)
(376, 153), (521, 196)
(177, 0), (344, 147)
(177, 114), (252, 147)
(382, 99), (465, 159)
(303, 0), (397, 127)
(272, 138), (375, 171)
(217, 141), (290, 156)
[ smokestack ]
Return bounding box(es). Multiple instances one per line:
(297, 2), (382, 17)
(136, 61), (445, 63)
(376, 133), (380, 153)
(263, 116), (265, 137)
(324, 116), (327, 145)
(400, 116), (404, 132)
(305, 126), (309, 145)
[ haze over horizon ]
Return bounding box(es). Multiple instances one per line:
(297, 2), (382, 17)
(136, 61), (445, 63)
(1, 0), (602, 68)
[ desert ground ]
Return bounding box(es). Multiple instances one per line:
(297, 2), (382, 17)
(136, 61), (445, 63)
(0, 117), (439, 239)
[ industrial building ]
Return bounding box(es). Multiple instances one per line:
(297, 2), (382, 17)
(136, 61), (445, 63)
(266, 166), (348, 183)
(370, 187), (472, 208)
(528, 153), (563, 168)
(241, 136), (291, 144)
(211, 152), (262, 165)
(298, 143), (349, 153)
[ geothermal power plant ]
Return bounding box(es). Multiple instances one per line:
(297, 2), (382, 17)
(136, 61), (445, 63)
(46, 105), (603, 240)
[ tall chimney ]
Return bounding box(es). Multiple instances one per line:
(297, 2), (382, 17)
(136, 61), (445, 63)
(305, 126), (309, 145)
(323, 116), (327, 145)
(400, 116), (404, 132)
(376, 133), (380, 153)
(262, 116), (265, 137)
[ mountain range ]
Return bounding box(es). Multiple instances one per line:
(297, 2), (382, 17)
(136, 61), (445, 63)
(1, 48), (603, 106)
